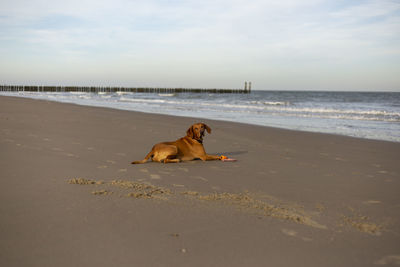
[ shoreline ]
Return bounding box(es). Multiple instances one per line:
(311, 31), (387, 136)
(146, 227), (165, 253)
(1, 95), (399, 267)
(1, 94), (399, 144)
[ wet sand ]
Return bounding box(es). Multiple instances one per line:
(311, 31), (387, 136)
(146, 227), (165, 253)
(1, 95), (400, 267)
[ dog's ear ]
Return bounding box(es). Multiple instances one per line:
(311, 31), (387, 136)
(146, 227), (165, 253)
(186, 126), (194, 138)
(203, 123), (211, 134)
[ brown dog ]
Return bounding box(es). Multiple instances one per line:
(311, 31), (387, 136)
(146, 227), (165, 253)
(131, 123), (221, 164)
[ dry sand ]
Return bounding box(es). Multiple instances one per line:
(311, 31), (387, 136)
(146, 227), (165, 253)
(1, 95), (400, 267)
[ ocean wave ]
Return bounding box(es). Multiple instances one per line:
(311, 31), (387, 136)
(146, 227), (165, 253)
(69, 92), (87, 95)
(158, 93), (176, 97)
(116, 91), (130, 95)
(280, 107), (399, 116)
(116, 96), (400, 122)
(119, 97), (167, 104)
(118, 96), (200, 106)
(251, 101), (290, 106)
(274, 112), (400, 122)
(77, 95), (92, 100)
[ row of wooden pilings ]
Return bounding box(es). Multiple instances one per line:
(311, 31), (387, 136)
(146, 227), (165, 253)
(0, 85), (251, 94)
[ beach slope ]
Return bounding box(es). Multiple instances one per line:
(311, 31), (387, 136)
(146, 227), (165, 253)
(1, 96), (399, 267)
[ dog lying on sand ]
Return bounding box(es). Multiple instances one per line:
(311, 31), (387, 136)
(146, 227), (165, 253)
(131, 123), (222, 164)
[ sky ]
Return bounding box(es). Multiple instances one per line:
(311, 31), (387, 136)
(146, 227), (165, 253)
(0, 0), (399, 91)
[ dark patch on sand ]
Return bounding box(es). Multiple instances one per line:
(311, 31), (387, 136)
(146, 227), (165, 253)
(341, 214), (382, 235)
(68, 178), (171, 200)
(183, 191), (327, 229)
(68, 178), (104, 185)
(68, 178), (326, 229)
(92, 190), (112, 195)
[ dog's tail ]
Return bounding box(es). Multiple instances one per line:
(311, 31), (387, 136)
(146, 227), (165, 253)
(131, 149), (154, 164)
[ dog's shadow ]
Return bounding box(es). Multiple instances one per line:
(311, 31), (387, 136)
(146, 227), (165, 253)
(214, 150), (248, 156)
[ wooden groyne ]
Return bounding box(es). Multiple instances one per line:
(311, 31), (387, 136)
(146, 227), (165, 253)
(0, 85), (250, 94)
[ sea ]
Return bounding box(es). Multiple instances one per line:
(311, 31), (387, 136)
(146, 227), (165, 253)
(1, 90), (400, 143)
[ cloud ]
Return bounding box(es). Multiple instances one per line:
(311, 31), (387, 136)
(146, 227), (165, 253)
(330, 0), (400, 20)
(0, 0), (399, 90)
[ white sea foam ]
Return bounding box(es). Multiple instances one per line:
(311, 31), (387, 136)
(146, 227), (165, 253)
(251, 101), (290, 106)
(116, 91), (130, 95)
(70, 92), (87, 95)
(158, 93), (176, 97)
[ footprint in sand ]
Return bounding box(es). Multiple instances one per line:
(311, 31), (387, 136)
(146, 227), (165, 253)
(97, 165), (108, 169)
(150, 174), (161, 180)
(52, 147), (63, 151)
(178, 167), (189, 173)
(364, 200), (382, 204)
(315, 203), (326, 212)
(281, 228), (297, 237)
(281, 229), (313, 242)
(118, 169), (127, 172)
(191, 176), (208, 182)
(140, 168), (149, 173)
(374, 255), (400, 265)
(106, 160), (116, 164)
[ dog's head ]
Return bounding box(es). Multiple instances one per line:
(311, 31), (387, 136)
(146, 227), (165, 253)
(186, 123), (211, 143)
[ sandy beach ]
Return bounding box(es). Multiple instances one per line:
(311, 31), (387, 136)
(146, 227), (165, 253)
(1, 95), (399, 267)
